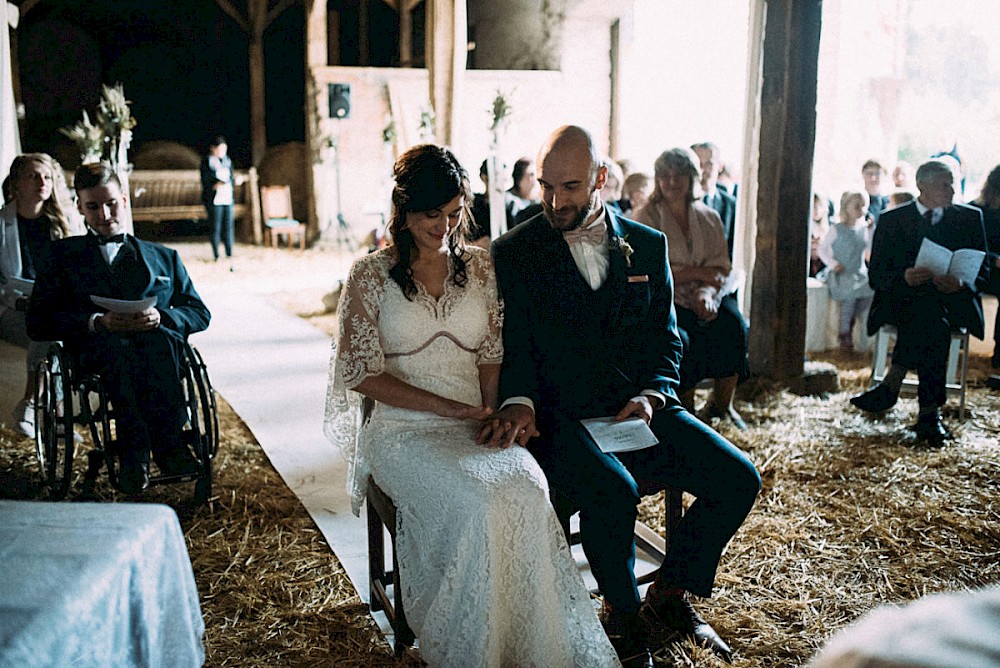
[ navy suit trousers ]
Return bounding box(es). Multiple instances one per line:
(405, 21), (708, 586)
(531, 408), (760, 611)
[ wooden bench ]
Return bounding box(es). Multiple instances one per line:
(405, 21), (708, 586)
(127, 168), (262, 243)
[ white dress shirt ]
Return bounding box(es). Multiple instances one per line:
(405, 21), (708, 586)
(565, 211), (610, 290)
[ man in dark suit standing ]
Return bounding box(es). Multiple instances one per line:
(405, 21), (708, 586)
(851, 159), (987, 443)
(692, 142), (737, 259)
(28, 162), (210, 493)
(482, 126), (760, 666)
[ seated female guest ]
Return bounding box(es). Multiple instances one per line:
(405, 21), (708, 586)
(633, 147), (750, 430)
(324, 144), (619, 668)
(0, 154), (76, 437)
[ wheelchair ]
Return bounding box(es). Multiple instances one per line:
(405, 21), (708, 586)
(32, 340), (219, 503)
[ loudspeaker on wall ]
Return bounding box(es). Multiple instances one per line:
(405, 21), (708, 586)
(329, 83), (351, 119)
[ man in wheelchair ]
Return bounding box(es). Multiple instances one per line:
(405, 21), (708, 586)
(27, 162), (211, 494)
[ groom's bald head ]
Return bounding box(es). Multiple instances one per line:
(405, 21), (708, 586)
(536, 125), (607, 231)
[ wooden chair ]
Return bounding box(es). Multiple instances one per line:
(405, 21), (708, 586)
(260, 185), (306, 250)
(552, 483), (682, 594)
(367, 477), (416, 657)
(869, 324), (971, 419)
(366, 478), (682, 656)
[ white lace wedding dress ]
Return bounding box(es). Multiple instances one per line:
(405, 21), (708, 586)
(325, 247), (620, 668)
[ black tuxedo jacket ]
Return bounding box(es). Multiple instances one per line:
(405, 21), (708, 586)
(27, 235), (210, 354)
(491, 208), (684, 435)
(704, 189), (737, 259)
(867, 201), (987, 338)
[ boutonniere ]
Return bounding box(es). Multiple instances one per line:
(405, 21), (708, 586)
(610, 234), (634, 268)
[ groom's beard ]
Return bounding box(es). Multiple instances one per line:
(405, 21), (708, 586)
(542, 188), (600, 232)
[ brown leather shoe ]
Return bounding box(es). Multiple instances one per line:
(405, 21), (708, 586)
(644, 584), (733, 662)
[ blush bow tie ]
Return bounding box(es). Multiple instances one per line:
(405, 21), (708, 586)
(563, 221), (607, 245)
(97, 233), (127, 245)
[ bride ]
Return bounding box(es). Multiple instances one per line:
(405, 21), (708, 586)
(324, 144), (620, 667)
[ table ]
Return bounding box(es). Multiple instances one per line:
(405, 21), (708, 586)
(0, 501), (205, 668)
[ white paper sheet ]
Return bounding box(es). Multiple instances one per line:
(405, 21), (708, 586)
(580, 416), (659, 454)
(90, 295), (156, 314)
(914, 238), (985, 286)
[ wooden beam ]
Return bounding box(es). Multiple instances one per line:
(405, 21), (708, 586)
(17, 0), (41, 16)
(359, 0), (369, 66)
(215, 0), (250, 33)
(400, 5), (412, 67)
(403, 0), (423, 11)
(266, 0), (299, 30)
(749, 0), (822, 380)
(380, 0), (398, 9)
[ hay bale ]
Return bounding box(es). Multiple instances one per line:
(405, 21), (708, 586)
(132, 141), (201, 170)
(787, 361), (840, 396)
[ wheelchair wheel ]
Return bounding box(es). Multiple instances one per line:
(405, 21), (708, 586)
(33, 346), (75, 499)
(183, 344), (218, 504)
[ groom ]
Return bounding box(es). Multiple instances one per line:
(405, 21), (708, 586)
(481, 126), (761, 666)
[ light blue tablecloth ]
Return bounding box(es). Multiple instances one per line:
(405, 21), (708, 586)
(0, 500), (205, 667)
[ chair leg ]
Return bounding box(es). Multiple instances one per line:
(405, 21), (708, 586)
(367, 501), (385, 613)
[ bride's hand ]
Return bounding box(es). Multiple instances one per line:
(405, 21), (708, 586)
(438, 401), (493, 421)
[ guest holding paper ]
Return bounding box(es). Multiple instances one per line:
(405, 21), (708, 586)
(851, 159), (988, 444)
(1, 154), (76, 437)
(485, 127), (760, 666)
(28, 162), (210, 494)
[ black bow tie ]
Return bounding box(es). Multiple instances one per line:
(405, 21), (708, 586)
(96, 233), (127, 245)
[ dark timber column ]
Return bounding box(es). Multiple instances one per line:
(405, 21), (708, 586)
(750, 0), (822, 380)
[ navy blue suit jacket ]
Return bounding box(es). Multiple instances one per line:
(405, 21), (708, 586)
(491, 208), (684, 438)
(704, 189), (737, 259)
(867, 201), (987, 338)
(27, 234), (210, 353)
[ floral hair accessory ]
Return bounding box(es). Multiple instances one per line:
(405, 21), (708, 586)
(610, 235), (634, 268)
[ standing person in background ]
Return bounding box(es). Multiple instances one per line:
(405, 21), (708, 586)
(0, 154), (76, 438)
(818, 191), (874, 351)
(200, 135), (236, 270)
(862, 159), (890, 224)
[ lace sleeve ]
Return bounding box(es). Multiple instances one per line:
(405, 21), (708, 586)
(469, 249), (504, 366)
(323, 251), (390, 515)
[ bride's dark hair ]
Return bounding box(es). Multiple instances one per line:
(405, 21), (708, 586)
(388, 144), (472, 299)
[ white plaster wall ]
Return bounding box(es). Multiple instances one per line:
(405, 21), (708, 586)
(311, 12), (614, 242)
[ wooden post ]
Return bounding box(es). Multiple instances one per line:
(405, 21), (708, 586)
(426, 0), (466, 148)
(216, 0), (300, 169)
(249, 10), (266, 168)
(400, 4), (412, 66)
(748, 0), (822, 381)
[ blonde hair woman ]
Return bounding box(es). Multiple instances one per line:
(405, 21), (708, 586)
(1, 153), (75, 437)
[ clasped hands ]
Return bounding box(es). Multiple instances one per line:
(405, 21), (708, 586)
(98, 306), (161, 333)
(469, 396), (656, 450)
(903, 266), (963, 294)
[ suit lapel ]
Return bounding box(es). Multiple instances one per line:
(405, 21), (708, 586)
(604, 211), (628, 339)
